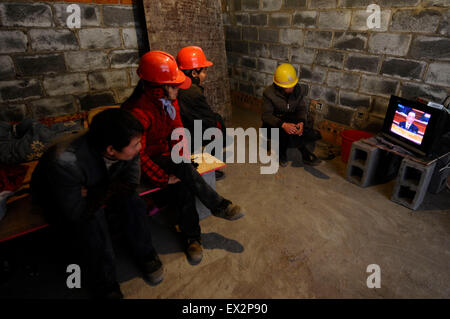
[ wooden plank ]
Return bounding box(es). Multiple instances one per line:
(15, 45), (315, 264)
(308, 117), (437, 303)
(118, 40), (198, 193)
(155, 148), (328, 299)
(0, 153), (225, 242)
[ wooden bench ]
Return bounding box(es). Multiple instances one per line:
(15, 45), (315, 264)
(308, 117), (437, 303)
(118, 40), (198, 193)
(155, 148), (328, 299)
(0, 153), (225, 243)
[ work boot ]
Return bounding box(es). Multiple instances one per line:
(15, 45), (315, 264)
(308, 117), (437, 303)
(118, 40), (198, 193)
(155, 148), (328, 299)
(300, 148), (322, 166)
(140, 251), (164, 286)
(213, 203), (245, 221)
(279, 153), (288, 167)
(215, 170), (225, 181)
(186, 238), (203, 265)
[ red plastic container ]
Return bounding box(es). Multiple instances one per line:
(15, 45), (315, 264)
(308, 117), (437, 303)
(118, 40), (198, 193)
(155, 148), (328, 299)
(341, 130), (373, 163)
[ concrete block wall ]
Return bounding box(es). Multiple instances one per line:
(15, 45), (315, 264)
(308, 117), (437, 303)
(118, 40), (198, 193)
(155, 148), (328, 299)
(0, 0), (148, 122)
(222, 0), (450, 130)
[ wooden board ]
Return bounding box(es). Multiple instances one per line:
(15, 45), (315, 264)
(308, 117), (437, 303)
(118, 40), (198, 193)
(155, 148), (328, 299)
(0, 153), (225, 242)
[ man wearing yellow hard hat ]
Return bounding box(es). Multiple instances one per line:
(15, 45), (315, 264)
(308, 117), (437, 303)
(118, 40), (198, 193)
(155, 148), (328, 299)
(262, 64), (321, 167)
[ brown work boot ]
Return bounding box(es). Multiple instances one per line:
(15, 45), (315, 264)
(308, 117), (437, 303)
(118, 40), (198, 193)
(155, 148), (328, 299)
(186, 238), (203, 265)
(213, 203), (246, 221)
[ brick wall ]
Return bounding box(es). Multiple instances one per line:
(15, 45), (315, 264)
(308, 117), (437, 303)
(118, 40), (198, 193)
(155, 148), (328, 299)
(142, 0), (232, 122)
(0, 0), (148, 121)
(223, 0), (450, 131)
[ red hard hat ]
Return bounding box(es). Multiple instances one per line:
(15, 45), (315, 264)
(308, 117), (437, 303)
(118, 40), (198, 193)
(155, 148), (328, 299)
(137, 51), (191, 89)
(176, 46), (213, 70)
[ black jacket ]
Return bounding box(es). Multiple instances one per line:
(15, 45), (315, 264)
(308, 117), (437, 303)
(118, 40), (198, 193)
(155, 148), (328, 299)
(177, 82), (222, 135)
(31, 132), (140, 224)
(262, 83), (309, 128)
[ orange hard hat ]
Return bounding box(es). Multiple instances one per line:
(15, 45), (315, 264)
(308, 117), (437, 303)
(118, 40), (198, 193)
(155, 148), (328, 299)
(137, 51), (191, 89)
(176, 46), (213, 70)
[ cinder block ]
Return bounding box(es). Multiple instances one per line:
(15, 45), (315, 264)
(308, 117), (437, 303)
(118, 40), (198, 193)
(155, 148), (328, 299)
(250, 13), (267, 26)
(30, 29), (79, 51)
(30, 96), (78, 118)
(410, 36), (450, 60)
(235, 13), (250, 25)
(291, 47), (315, 64)
(0, 3), (53, 27)
(257, 58), (277, 74)
(269, 13), (291, 27)
(339, 90), (370, 108)
(310, 85), (337, 104)
(390, 9), (441, 33)
(345, 53), (380, 73)
(305, 31), (332, 49)
(425, 62), (450, 87)
(270, 44), (289, 60)
(109, 50), (140, 68)
(242, 0), (259, 10)
(78, 91), (116, 110)
(327, 71), (360, 89)
(292, 11), (317, 28)
(0, 79), (42, 103)
(350, 10), (390, 32)
(391, 158), (437, 210)
(65, 51), (109, 72)
(428, 153), (450, 194)
(241, 55), (257, 68)
(280, 29), (303, 45)
(54, 4), (101, 27)
(43, 73), (89, 96)
(88, 69), (128, 91)
(346, 140), (383, 187)
(333, 32), (367, 51)
(359, 75), (398, 97)
(318, 10), (351, 30)
(15, 53), (67, 76)
(261, 0), (282, 11)
(103, 5), (140, 27)
(0, 56), (15, 79)
(0, 30), (28, 54)
(368, 33), (411, 56)
(400, 82), (448, 104)
(380, 58), (427, 80)
(79, 28), (121, 49)
(300, 65), (326, 84)
(315, 50), (345, 69)
(309, 0), (336, 8)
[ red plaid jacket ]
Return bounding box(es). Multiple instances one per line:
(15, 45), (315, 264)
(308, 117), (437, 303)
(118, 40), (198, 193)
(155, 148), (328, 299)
(122, 88), (187, 188)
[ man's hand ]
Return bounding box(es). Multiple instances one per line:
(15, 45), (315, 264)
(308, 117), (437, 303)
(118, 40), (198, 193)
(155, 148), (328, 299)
(281, 123), (298, 135)
(168, 175), (181, 184)
(295, 122), (304, 136)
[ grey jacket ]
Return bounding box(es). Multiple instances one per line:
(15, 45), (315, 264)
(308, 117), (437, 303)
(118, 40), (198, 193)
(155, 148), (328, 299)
(262, 83), (309, 128)
(31, 131), (140, 224)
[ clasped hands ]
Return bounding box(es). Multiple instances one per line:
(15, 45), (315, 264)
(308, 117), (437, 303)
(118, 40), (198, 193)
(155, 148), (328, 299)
(281, 122), (304, 136)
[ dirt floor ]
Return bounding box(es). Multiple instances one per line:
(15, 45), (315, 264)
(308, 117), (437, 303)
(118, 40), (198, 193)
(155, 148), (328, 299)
(0, 105), (449, 299)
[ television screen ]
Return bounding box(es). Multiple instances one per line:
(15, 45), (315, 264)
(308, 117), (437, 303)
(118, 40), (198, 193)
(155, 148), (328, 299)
(389, 105), (431, 145)
(382, 95), (448, 157)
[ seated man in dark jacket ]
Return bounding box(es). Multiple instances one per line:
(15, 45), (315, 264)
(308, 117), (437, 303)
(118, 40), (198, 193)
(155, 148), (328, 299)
(176, 46), (226, 180)
(262, 64), (321, 167)
(31, 109), (163, 299)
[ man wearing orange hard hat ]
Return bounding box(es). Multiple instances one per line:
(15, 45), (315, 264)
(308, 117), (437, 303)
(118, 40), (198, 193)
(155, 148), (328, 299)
(122, 51), (245, 276)
(262, 63), (322, 167)
(176, 46), (227, 180)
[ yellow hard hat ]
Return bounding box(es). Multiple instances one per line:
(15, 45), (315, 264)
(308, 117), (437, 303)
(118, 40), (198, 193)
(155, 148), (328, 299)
(273, 64), (298, 88)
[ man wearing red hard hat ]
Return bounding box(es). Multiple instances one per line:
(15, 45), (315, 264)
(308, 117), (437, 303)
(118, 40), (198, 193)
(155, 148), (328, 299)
(176, 46), (227, 180)
(122, 51), (245, 275)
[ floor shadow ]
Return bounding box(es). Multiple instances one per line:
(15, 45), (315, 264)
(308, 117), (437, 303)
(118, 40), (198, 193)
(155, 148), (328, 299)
(288, 148), (330, 179)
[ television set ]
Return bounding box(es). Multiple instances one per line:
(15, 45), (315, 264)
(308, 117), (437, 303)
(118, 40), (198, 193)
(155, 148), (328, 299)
(381, 95), (448, 157)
